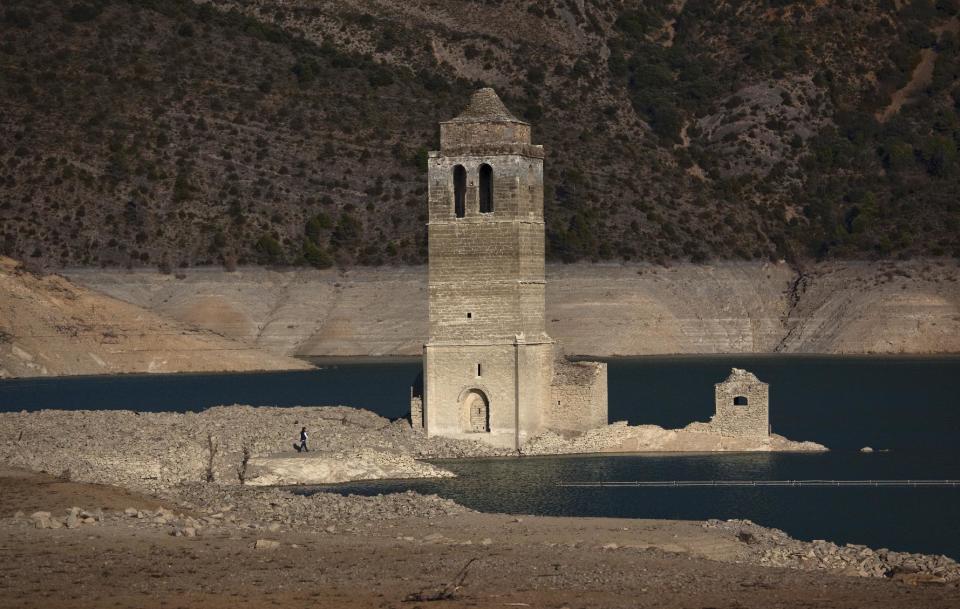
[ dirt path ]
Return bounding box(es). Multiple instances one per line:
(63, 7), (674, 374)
(2, 469), (959, 609)
(878, 48), (937, 122)
(877, 16), (959, 123)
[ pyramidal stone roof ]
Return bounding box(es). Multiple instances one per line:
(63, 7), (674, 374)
(447, 88), (525, 123)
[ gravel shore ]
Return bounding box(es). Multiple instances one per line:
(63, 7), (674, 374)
(2, 405), (956, 599)
(3, 467), (959, 609)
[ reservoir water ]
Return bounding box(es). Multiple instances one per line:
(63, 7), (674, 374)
(2, 355), (959, 557)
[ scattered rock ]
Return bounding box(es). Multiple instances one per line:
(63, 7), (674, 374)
(254, 539), (280, 550)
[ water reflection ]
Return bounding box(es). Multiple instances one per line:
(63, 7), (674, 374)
(303, 451), (960, 558)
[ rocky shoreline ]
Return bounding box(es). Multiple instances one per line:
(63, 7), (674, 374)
(9, 472), (959, 586)
(526, 420), (826, 453)
(0, 406), (825, 494)
(0, 406), (499, 492)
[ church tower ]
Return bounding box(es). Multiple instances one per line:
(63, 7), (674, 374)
(422, 88), (555, 449)
(416, 88), (608, 449)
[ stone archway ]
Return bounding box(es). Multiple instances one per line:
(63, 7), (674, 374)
(461, 389), (489, 433)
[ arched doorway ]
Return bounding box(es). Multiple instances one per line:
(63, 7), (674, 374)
(461, 389), (489, 433)
(733, 395), (749, 406)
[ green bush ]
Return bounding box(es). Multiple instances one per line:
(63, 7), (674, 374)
(303, 240), (333, 268)
(305, 212), (333, 243)
(331, 212), (362, 250)
(254, 234), (284, 264)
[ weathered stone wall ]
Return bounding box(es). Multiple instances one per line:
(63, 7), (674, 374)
(546, 358), (608, 434)
(426, 155), (547, 342)
(423, 342), (554, 448)
(713, 368), (770, 438)
(409, 396), (423, 431)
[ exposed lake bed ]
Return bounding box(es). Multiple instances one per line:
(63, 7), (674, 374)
(2, 356), (958, 543)
(2, 355), (959, 606)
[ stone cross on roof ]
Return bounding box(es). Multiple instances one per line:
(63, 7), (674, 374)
(447, 88), (525, 124)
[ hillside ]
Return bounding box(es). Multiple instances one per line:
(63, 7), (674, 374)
(0, 257), (312, 377)
(67, 260), (960, 357)
(2, 0), (960, 269)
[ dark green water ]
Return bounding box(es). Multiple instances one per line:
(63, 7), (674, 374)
(2, 355), (959, 557)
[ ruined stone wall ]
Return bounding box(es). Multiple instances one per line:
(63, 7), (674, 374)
(713, 369), (770, 438)
(409, 396), (423, 431)
(546, 358), (609, 434)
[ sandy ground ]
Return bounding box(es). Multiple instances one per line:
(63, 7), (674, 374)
(0, 257), (311, 378)
(1, 468), (958, 609)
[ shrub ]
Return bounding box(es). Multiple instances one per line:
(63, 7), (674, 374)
(255, 234), (285, 264)
(303, 240), (333, 268)
(305, 212), (333, 243)
(331, 212), (362, 250)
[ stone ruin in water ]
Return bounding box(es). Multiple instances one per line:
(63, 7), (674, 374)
(712, 368), (771, 438)
(409, 88), (608, 449)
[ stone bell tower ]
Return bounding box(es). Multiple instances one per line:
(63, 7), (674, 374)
(415, 88), (608, 449)
(421, 88), (555, 449)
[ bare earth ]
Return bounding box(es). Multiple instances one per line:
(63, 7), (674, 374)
(1, 468), (958, 609)
(0, 406), (824, 494)
(0, 257), (311, 378)
(66, 259), (960, 358)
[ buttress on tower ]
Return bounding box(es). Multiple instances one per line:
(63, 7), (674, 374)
(416, 88), (608, 449)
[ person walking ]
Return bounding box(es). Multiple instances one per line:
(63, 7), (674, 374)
(298, 426), (309, 453)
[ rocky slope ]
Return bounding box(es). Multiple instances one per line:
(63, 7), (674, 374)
(67, 259), (960, 356)
(0, 257), (311, 378)
(2, 1), (960, 269)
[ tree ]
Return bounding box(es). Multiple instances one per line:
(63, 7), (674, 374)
(303, 240), (333, 268)
(331, 212), (362, 250)
(254, 234), (284, 264)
